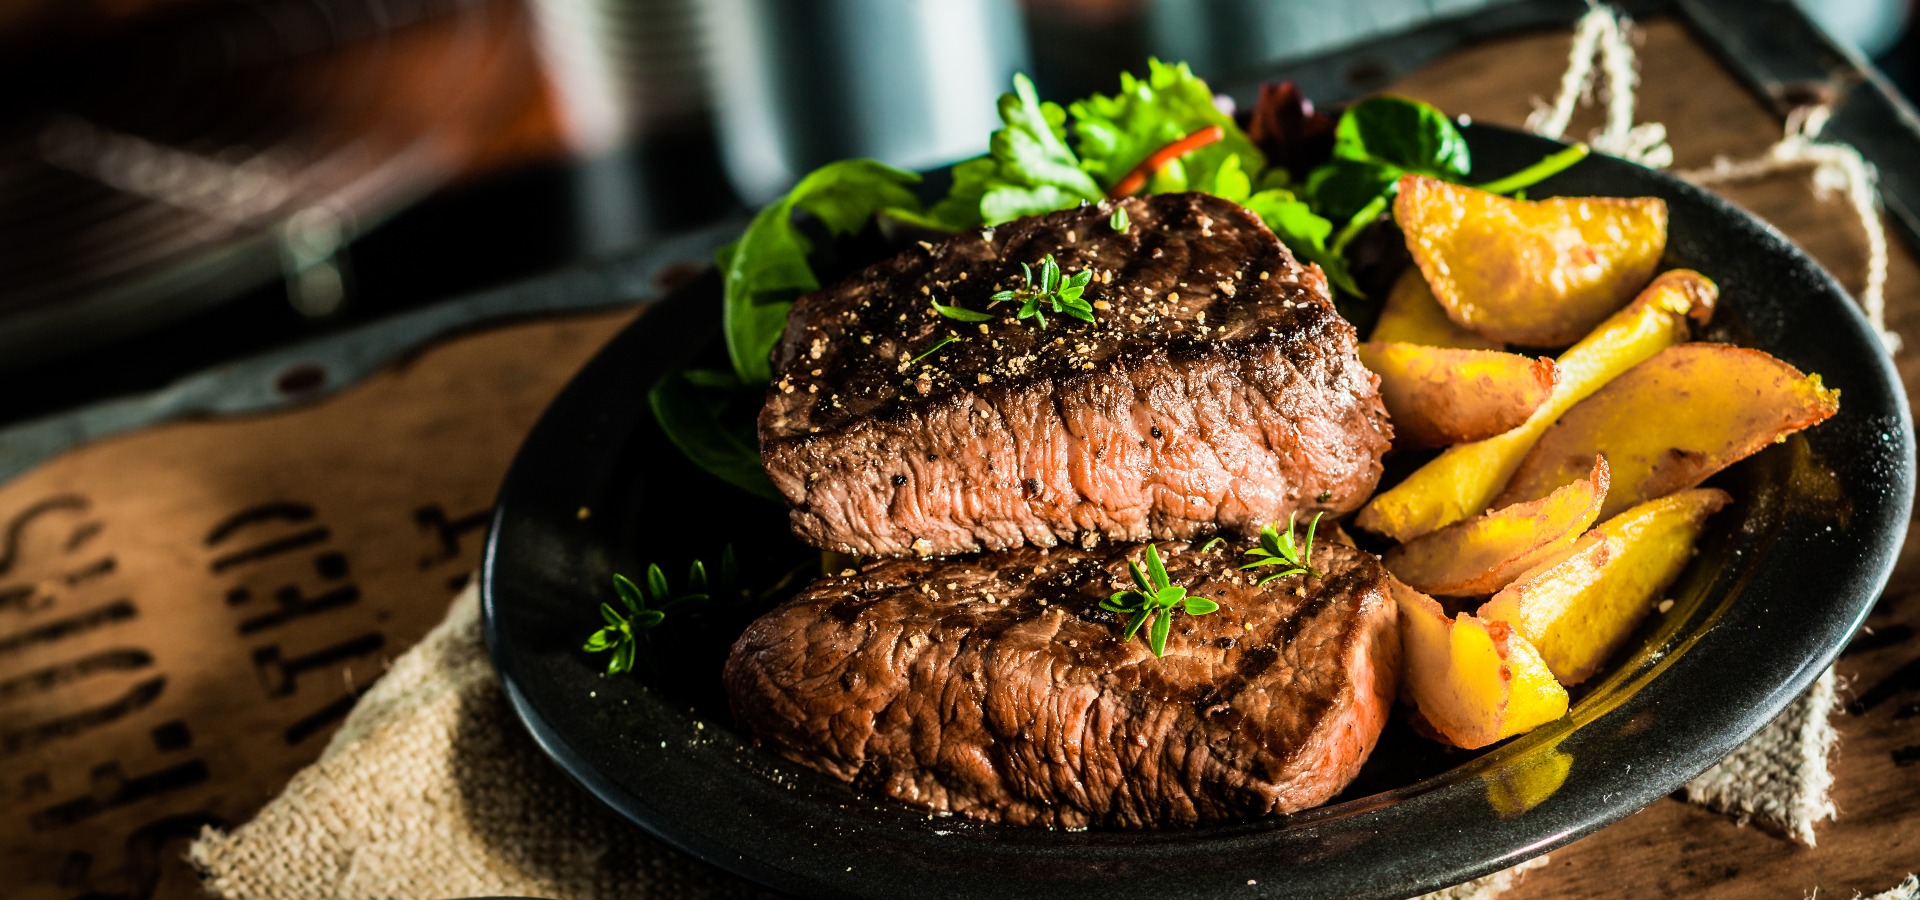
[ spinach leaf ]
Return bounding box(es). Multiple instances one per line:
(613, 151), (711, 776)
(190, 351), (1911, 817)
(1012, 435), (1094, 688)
(1304, 157), (1402, 227)
(719, 160), (922, 385)
(648, 368), (782, 503)
(1331, 95), (1470, 178)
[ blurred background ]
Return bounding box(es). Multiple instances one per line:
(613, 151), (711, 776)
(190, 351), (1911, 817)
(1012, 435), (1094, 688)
(0, 0), (1910, 428)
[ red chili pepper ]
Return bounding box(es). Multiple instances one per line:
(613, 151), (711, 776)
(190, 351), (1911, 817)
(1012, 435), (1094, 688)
(1106, 125), (1226, 199)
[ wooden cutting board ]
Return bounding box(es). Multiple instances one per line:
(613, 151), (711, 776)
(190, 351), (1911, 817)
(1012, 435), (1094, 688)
(0, 16), (1914, 900)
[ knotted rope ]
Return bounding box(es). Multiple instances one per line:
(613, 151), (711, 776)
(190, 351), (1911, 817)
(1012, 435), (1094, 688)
(1527, 2), (1899, 352)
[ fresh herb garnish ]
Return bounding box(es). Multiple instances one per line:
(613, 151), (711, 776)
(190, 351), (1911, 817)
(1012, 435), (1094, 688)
(1110, 206), (1130, 232)
(583, 556), (706, 671)
(931, 299), (995, 322)
(989, 254), (1094, 327)
(1100, 543), (1219, 657)
(911, 333), (963, 364)
(1199, 536), (1226, 552)
(1240, 512), (1323, 585)
(585, 549), (749, 676)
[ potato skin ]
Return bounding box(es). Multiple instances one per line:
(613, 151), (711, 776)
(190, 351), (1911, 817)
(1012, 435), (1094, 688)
(1383, 455), (1609, 597)
(1478, 488), (1731, 684)
(1357, 270), (1716, 542)
(1368, 269), (1502, 350)
(1393, 579), (1567, 750)
(1359, 342), (1558, 448)
(1397, 174), (1668, 345)
(1494, 343), (1840, 519)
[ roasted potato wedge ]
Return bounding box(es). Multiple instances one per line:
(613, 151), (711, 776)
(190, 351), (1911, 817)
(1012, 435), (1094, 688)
(1359, 342), (1558, 447)
(1396, 174), (1669, 345)
(1383, 456), (1609, 597)
(1394, 579), (1569, 750)
(1369, 268), (1503, 350)
(1479, 488), (1729, 684)
(1495, 344), (1839, 519)
(1357, 270), (1716, 541)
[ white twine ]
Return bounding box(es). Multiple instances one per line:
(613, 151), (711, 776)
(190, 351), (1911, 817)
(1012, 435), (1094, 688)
(1525, 2), (1673, 168)
(1530, 3), (1898, 353)
(1682, 107), (1900, 352)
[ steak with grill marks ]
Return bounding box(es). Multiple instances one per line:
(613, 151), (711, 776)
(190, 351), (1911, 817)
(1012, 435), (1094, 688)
(759, 192), (1391, 558)
(721, 538), (1400, 828)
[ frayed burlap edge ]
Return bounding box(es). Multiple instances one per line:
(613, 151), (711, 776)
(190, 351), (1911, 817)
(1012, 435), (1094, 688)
(1682, 667), (1840, 844)
(187, 585), (773, 900)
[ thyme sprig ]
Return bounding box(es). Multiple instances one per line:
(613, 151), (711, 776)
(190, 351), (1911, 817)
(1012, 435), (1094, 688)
(989, 254), (1095, 327)
(585, 550), (738, 675)
(1240, 511), (1323, 585)
(911, 333), (963, 364)
(1100, 543), (1218, 657)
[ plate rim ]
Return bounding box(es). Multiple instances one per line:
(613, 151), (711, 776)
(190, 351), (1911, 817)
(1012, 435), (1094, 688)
(482, 123), (1915, 898)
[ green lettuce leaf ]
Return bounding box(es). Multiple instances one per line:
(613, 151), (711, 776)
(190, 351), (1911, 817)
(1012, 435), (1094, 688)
(919, 74), (1104, 230)
(1068, 58), (1268, 195)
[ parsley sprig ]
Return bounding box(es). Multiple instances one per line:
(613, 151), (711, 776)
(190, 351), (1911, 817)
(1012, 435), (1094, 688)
(585, 552), (736, 675)
(1240, 511), (1323, 585)
(989, 254), (1095, 327)
(1100, 543), (1219, 657)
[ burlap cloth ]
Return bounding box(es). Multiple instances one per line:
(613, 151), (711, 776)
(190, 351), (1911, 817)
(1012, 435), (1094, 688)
(180, 9), (1898, 897)
(186, 579), (1842, 899)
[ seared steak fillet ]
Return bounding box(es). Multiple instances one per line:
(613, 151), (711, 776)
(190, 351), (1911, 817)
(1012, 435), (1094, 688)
(759, 193), (1390, 557)
(722, 538), (1399, 828)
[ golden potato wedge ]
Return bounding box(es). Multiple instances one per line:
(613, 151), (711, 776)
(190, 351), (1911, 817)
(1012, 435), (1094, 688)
(1369, 268), (1503, 350)
(1495, 343), (1839, 519)
(1479, 488), (1730, 684)
(1394, 579), (1569, 750)
(1396, 174), (1669, 345)
(1383, 456), (1609, 596)
(1359, 342), (1559, 447)
(1357, 270), (1716, 541)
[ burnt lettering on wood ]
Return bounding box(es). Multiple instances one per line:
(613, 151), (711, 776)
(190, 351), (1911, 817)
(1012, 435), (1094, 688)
(0, 648), (152, 704)
(28, 759), (210, 832)
(0, 494), (115, 619)
(251, 633), (385, 698)
(236, 583), (360, 636)
(0, 495), (90, 576)
(414, 504), (489, 567)
(283, 686), (370, 745)
(209, 501), (364, 636)
(1844, 623), (1916, 657)
(0, 601), (137, 657)
(1849, 655), (1920, 716)
(60, 811), (228, 900)
(1, 676), (165, 757)
(203, 502), (316, 546)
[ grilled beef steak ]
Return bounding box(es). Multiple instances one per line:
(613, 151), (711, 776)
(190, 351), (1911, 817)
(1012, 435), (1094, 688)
(722, 538), (1399, 828)
(759, 193), (1391, 557)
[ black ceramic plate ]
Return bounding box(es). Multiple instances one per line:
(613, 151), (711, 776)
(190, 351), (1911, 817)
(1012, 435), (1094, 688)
(482, 125), (1914, 899)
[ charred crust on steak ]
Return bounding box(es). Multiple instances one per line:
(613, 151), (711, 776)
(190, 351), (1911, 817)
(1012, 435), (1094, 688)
(757, 191), (1391, 559)
(722, 538), (1401, 828)
(760, 194), (1340, 438)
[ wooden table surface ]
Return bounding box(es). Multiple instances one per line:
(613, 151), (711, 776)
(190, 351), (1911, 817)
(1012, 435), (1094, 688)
(0, 14), (1914, 900)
